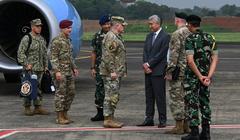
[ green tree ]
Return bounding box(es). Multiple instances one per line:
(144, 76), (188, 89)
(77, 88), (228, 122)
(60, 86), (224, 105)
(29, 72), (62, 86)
(220, 4), (238, 16)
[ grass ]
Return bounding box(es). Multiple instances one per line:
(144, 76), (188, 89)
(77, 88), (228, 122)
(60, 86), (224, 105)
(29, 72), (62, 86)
(82, 23), (240, 43)
(83, 32), (240, 43)
(210, 32), (240, 43)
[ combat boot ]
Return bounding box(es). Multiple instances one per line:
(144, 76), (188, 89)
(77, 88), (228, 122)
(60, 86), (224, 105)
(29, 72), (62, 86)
(24, 106), (34, 116)
(112, 116), (124, 127)
(183, 120), (191, 133)
(103, 116), (123, 128)
(165, 120), (184, 134)
(56, 111), (70, 125)
(63, 110), (74, 123)
(33, 106), (49, 115)
(181, 126), (199, 140)
(91, 107), (104, 121)
(200, 124), (210, 140)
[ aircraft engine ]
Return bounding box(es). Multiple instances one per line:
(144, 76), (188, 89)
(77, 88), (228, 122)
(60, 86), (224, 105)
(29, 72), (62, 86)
(0, 0), (82, 82)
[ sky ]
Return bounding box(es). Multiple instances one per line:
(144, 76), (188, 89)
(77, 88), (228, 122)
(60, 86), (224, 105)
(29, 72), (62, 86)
(146, 0), (240, 9)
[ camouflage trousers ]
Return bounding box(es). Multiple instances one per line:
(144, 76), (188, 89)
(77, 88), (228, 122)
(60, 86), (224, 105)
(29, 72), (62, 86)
(184, 77), (211, 127)
(168, 79), (186, 120)
(94, 72), (105, 108)
(23, 71), (43, 107)
(54, 75), (75, 112)
(102, 76), (121, 117)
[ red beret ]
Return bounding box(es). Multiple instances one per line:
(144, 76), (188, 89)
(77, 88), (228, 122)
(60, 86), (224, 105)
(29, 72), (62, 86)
(59, 20), (73, 29)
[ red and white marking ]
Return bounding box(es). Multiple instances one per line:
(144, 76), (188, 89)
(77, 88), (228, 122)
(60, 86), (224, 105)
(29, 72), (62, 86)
(1, 124), (240, 139)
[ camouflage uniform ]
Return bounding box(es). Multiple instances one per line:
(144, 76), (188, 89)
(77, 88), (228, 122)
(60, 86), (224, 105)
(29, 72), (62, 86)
(91, 30), (106, 108)
(17, 32), (47, 107)
(49, 32), (77, 112)
(166, 25), (191, 120)
(184, 29), (218, 127)
(100, 31), (127, 117)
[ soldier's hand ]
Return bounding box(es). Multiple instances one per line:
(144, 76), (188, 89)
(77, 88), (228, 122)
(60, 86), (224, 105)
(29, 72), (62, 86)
(73, 69), (79, 77)
(91, 69), (96, 78)
(203, 78), (211, 86)
(199, 75), (208, 85)
(45, 67), (48, 71)
(26, 64), (32, 70)
(110, 72), (118, 80)
(56, 72), (62, 81)
(164, 74), (172, 80)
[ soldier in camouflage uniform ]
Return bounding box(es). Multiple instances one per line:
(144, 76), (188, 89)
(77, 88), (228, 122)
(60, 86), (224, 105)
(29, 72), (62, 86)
(165, 12), (191, 134)
(17, 19), (49, 116)
(100, 16), (127, 128)
(181, 15), (218, 140)
(49, 20), (79, 125)
(90, 15), (111, 121)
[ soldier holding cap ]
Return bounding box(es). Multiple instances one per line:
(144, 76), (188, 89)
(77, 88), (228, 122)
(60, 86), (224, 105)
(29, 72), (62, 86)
(100, 16), (127, 128)
(164, 12), (191, 134)
(17, 18), (49, 116)
(49, 19), (79, 125)
(90, 14), (111, 122)
(181, 15), (218, 140)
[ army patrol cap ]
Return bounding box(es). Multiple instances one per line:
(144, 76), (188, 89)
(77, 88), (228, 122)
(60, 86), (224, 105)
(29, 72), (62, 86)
(30, 19), (43, 26)
(186, 15), (201, 25)
(111, 16), (128, 26)
(175, 12), (188, 20)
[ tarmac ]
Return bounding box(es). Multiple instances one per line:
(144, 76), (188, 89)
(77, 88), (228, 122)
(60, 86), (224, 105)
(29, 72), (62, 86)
(0, 42), (240, 140)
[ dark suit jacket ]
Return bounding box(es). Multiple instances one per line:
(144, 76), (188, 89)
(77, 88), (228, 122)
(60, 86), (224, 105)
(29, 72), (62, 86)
(143, 29), (170, 76)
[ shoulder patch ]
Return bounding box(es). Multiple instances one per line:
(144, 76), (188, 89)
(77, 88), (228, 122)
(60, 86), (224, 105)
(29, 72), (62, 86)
(110, 41), (117, 50)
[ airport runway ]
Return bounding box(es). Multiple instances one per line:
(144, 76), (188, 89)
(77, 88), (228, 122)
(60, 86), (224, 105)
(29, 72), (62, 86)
(0, 42), (240, 140)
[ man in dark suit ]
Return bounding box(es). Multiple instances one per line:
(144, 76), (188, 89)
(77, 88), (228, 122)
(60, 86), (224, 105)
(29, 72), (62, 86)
(137, 15), (170, 128)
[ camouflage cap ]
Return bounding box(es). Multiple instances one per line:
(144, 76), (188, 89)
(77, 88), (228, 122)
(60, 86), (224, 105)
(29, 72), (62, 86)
(111, 16), (128, 26)
(30, 19), (43, 26)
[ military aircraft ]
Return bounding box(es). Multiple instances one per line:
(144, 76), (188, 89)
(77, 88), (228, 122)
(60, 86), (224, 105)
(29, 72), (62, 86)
(0, 0), (82, 82)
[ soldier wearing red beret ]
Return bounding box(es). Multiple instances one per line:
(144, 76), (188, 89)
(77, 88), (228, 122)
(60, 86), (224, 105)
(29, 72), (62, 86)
(59, 20), (73, 29)
(49, 19), (79, 124)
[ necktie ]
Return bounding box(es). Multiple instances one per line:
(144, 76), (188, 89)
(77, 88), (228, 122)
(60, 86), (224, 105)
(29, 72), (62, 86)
(152, 33), (156, 45)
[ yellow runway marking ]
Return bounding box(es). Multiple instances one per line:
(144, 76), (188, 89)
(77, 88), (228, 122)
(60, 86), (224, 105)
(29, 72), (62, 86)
(75, 56), (91, 60)
(80, 50), (92, 53)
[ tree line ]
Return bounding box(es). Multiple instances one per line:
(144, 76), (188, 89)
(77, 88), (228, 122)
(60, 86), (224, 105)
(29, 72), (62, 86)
(69, 0), (240, 19)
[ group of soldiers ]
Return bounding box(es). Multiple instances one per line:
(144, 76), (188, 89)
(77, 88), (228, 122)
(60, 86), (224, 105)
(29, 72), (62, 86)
(18, 18), (78, 124)
(91, 15), (128, 128)
(165, 13), (218, 140)
(90, 13), (218, 140)
(17, 11), (218, 140)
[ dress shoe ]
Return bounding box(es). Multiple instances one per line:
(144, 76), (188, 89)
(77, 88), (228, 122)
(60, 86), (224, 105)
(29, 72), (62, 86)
(158, 122), (166, 128)
(137, 120), (154, 126)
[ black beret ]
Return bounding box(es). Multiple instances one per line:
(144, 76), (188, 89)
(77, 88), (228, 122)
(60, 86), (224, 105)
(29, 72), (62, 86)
(99, 15), (111, 25)
(186, 15), (201, 24)
(175, 12), (188, 20)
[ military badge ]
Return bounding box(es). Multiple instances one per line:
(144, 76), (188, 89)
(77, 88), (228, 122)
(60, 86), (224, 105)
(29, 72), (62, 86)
(109, 41), (117, 50)
(19, 71), (38, 99)
(20, 80), (32, 96)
